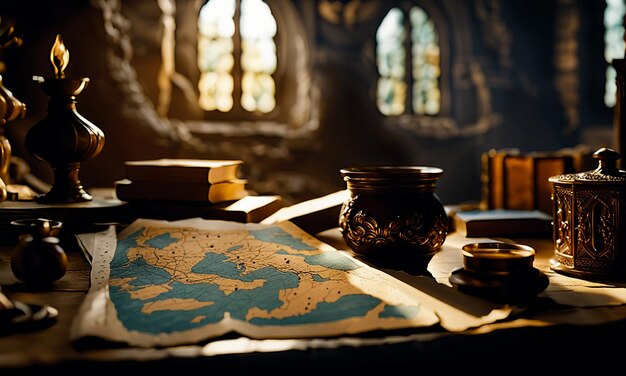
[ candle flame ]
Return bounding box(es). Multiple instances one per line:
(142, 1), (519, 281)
(50, 34), (69, 78)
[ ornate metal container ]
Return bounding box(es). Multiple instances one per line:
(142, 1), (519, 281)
(338, 166), (448, 274)
(549, 147), (626, 280)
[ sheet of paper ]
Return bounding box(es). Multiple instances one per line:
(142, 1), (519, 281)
(75, 232), (95, 265)
(72, 218), (448, 347)
(75, 220), (626, 349)
(541, 269), (626, 307)
(307, 229), (518, 332)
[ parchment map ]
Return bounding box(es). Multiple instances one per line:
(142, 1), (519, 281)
(71, 217), (626, 350)
(71, 218), (442, 347)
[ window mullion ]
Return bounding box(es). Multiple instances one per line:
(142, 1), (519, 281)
(404, 10), (413, 115)
(233, 0), (243, 112)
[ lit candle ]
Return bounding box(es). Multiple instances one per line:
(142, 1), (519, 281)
(50, 34), (69, 79)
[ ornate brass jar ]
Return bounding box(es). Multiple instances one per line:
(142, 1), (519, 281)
(339, 166), (448, 274)
(549, 148), (626, 280)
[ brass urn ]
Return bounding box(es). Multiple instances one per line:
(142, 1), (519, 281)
(339, 166), (448, 274)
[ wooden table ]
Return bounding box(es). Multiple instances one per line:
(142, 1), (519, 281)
(2, 228), (626, 373)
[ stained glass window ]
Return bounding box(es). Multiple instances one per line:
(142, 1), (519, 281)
(376, 8), (406, 116)
(376, 6), (440, 116)
(410, 7), (440, 115)
(605, 0), (625, 107)
(198, 0), (276, 113)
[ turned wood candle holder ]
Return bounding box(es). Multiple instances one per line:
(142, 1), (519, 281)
(0, 16), (26, 202)
(25, 35), (104, 203)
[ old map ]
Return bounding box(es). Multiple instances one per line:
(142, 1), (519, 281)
(71, 218), (441, 347)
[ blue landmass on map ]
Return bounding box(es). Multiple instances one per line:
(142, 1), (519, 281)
(312, 274), (329, 282)
(116, 257), (172, 287)
(110, 262), (302, 333)
(145, 232), (179, 249)
(227, 245), (243, 252)
(276, 247), (361, 271)
(110, 227), (144, 267)
(250, 227), (316, 250)
(109, 225), (395, 334)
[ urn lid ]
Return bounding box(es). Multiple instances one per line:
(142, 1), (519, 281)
(340, 166), (443, 192)
(340, 166), (443, 180)
(548, 147), (626, 185)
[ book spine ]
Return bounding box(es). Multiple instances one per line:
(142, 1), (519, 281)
(534, 157), (569, 215)
(115, 180), (246, 203)
(480, 150), (491, 210)
(125, 166), (212, 184)
(125, 164), (240, 184)
(481, 149), (505, 210)
(128, 202), (248, 222)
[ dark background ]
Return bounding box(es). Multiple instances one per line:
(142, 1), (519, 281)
(0, 0), (614, 206)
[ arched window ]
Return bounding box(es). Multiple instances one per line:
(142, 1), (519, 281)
(98, 0), (313, 140)
(376, 5), (441, 116)
(197, 0), (277, 114)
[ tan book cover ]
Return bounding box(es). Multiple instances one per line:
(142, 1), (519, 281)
(503, 156), (535, 211)
(482, 149), (577, 214)
(114, 178), (248, 203)
(124, 159), (243, 184)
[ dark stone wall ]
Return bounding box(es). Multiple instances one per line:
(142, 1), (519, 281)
(0, 0), (612, 206)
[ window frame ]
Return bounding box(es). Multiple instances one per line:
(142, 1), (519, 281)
(183, 0), (317, 136)
(98, 0), (316, 141)
(373, 1), (505, 140)
(375, 1), (450, 119)
(196, 0), (281, 121)
(374, 2), (444, 117)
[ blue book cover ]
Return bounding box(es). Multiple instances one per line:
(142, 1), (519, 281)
(453, 209), (553, 238)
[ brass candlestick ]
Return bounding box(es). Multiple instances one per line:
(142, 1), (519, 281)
(25, 35), (105, 203)
(0, 16), (26, 203)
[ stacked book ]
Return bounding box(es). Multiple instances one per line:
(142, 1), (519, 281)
(114, 159), (283, 223)
(448, 206), (553, 238)
(115, 159), (248, 203)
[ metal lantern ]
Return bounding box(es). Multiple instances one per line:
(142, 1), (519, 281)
(549, 147), (626, 280)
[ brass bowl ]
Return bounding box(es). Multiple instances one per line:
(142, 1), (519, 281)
(449, 242), (549, 305)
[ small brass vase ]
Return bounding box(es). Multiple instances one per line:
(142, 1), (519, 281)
(339, 166), (448, 274)
(10, 218), (67, 286)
